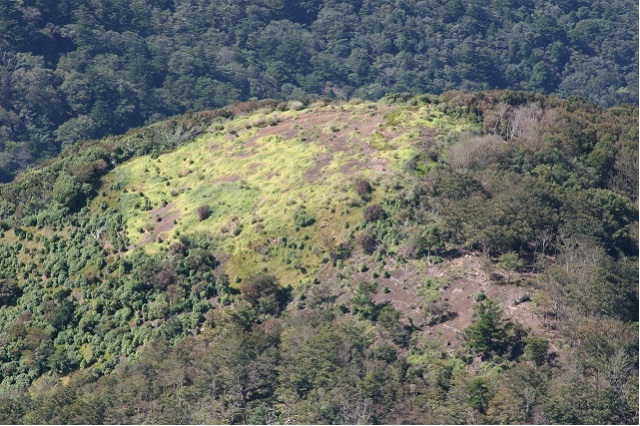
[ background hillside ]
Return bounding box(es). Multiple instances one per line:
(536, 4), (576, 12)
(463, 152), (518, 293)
(0, 92), (637, 424)
(0, 0), (637, 180)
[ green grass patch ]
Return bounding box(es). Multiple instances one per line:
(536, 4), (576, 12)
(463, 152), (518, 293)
(418, 276), (451, 305)
(87, 100), (481, 286)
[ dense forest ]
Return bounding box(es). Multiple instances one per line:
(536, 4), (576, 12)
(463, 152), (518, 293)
(0, 0), (638, 180)
(0, 92), (636, 424)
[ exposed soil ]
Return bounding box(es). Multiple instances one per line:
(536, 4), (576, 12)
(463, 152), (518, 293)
(424, 255), (542, 346)
(145, 202), (181, 243)
(342, 253), (551, 349)
(214, 174), (241, 183)
(304, 152), (334, 181)
(368, 259), (423, 313)
(244, 120), (300, 145)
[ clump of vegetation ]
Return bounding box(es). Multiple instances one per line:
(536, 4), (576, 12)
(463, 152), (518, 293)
(363, 203), (386, 223)
(294, 208), (316, 228)
(498, 251), (523, 283)
(523, 337), (548, 366)
(240, 274), (290, 316)
(353, 178), (373, 199)
(514, 294), (531, 305)
(197, 204), (211, 221)
(356, 230), (377, 254)
(464, 298), (526, 360)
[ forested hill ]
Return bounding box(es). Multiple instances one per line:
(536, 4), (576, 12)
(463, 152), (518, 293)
(0, 0), (638, 180)
(0, 93), (637, 423)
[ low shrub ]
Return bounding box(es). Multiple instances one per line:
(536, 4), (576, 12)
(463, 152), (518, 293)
(197, 205), (211, 221)
(363, 204), (386, 222)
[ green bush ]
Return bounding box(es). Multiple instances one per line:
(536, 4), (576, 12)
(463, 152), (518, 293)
(353, 178), (373, 199)
(524, 337), (548, 366)
(293, 208), (315, 228)
(464, 298), (525, 360)
(356, 230), (377, 254)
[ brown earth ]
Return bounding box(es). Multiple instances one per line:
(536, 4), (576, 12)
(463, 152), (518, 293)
(145, 202), (181, 243)
(424, 255), (545, 348)
(214, 174), (241, 183)
(347, 253), (552, 349)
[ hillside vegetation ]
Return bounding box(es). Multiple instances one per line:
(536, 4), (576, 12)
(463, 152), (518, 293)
(0, 0), (637, 180)
(0, 92), (637, 424)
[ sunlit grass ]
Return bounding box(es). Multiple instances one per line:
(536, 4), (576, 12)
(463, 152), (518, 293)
(89, 99), (480, 285)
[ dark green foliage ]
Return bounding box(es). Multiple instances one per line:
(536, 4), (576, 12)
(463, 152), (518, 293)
(293, 208), (315, 228)
(356, 230), (377, 254)
(464, 298), (525, 360)
(197, 204), (211, 221)
(47, 300), (76, 331)
(240, 274), (290, 316)
(468, 377), (492, 413)
(437, 172), (485, 201)
(353, 177), (373, 199)
(498, 251), (523, 283)
(523, 337), (548, 366)
(0, 0), (636, 181)
(363, 203), (386, 223)
(0, 280), (21, 306)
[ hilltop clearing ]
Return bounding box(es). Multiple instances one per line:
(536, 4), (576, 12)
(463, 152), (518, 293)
(0, 92), (637, 424)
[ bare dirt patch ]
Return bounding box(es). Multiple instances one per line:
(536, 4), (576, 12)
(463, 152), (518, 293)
(239, 107), (403, 182)
(146, 202), (181, 242)
(214, 174), (241, 183)
(304, 152), (334, 181)
(369, 259), (423, 313)
(244, 119), (300, 147)
(427, 255), (545, 347)
(360, 253), (549, 348)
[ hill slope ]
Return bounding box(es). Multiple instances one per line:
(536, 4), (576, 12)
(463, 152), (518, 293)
(0, 92), (637, 424)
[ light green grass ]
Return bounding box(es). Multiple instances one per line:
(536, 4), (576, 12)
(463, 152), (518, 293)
(91, 100), (480, 285)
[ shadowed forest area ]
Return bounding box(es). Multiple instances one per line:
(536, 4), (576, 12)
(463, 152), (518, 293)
(0, 0), (637, 180)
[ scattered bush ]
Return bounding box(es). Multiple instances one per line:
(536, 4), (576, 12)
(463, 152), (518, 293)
(353, 177), (373, 199)
(499, 251), (523, 283)
(363, 204), (386, 222)
(197, 205), (211, 221)
(294, 208), (315, 228)
(514, 294), (531, 305)
(356, 230), (377, 254)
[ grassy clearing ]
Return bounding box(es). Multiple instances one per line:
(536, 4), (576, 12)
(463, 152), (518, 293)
(91, 99), (480, 285)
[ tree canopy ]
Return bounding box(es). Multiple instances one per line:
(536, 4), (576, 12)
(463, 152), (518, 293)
(0, 0), (637, 180)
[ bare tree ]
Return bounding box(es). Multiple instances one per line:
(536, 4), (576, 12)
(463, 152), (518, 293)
(509, 104), (543, 143)
(90, 224), (107, 244)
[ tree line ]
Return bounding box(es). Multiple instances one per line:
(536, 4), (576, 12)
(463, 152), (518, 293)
(0, 0), (637, 180)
